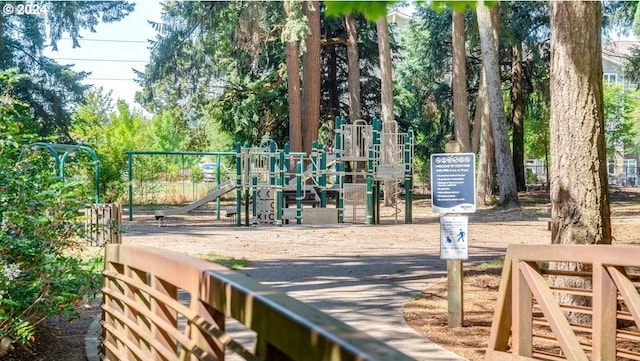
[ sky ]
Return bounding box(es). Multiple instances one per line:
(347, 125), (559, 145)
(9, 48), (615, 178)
(43, 1), (163, 112)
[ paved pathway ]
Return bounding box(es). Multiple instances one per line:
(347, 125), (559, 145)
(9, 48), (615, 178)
(237, 250), (467, 360)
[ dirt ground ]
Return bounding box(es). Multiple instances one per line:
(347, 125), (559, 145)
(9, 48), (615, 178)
(404, 264), (503, 361)
(5, 187), (640, 361)
(404, 187), (640, 361)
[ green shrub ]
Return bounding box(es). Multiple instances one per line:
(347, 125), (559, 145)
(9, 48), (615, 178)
(0, 70), (100, 355)
(190, 165), (204, 183)
(525, 168), (538, 185)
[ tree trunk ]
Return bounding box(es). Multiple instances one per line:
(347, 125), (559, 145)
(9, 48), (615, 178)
(377, 15), (396, 206)
(550, 2), (611, 246)
(345, 13), (362, 122)
(550, 1), (611, 323)
(327, 42), (339, 126)
(511, 43), (526, 192)
(301, 0), (321, 155)
(476, 68), (495, 206)
(345, 14), (362, 180)
(476, 2), (520, 209)
(452, 10), (471, 153)
(471, 98), (482, 154)
(285, 32), (302, 152)
(377, 15), (394, 125)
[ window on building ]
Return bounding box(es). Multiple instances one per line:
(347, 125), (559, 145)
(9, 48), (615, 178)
(623, 159), (637, 176)
(604, 73), (618, 83)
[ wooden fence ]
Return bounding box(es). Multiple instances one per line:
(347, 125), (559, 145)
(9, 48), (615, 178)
(84, 203), (121, 246)
(486, 245), (640, 361)
(101, 244), (416, 361)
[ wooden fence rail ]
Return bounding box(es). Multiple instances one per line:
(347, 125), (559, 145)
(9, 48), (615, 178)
(486, 245), (640, 361)
(84, 203), (121, 246)
(101, 244), (416, 361)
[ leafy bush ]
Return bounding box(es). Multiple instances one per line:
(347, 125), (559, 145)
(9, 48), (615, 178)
(525, 168), (539, 185)
(190, 165), (204, 183)
(0, 70), (100, 355)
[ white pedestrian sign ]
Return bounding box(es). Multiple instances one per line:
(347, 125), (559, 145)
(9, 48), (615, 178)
(440, 215), (468, 260)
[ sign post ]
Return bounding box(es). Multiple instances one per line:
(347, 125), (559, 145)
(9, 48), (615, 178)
(431, 141), (475, 327)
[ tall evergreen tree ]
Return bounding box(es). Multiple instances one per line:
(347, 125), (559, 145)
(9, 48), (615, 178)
(282, 0), (305, 152)
(452, 9), (470, 153)
(345, 13), (362, 122)
(549, 1), (611, 324)
(477, 2), (519, 209)
(396, 7), (454, 160)
(550, 1), (611, 248)
(301, 1), (321, 154)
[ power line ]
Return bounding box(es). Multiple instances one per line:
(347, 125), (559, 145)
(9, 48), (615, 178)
(52, 57), (148, 63)
(86, 78), (136, 81)
(59, 37), (148, 44)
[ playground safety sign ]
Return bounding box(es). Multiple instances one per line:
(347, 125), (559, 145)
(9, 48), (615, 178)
(439, 215), (468, 260)
(430, 153), (476, 213)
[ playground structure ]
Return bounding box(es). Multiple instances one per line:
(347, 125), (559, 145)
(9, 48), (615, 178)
(153, 181), (236, 221)
(124, 150), (236, 221)
(20, 142), (101, 203)
(132, 117), (414, 226)
(20, 142), (122, 243)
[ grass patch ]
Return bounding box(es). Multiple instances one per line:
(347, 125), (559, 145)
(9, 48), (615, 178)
(478, 255), (505, 269)
(200, 252), (250, 270)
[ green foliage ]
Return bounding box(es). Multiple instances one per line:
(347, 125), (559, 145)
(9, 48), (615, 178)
(282, 0), (310, 50)
(139, 1), (391, 149)
(72, 95), (154, 202)
(71, 88), (113, 145)
(395, 6), (454, 160)
(208, 74), (290, 146)
(323, 1), (495, 20)
(524, 92), (550, 160)
(602, 1), (637, 38)
(319, 10), (384, 124)
(1, 1), (134, 138)
(324, 1), (397, 21)
(525, 168), (539, 185)
(137, 1), (290, 146)
(624, 46), (640, 85)
(0, 70), (100, 354)
(603, 83), (640, 157)
(635, 3), (640, 36)
(430, 1), (486, 13)
(71, 87), (236, 204)
(190, 166), (204, 183)
(166, 163), (181, 182)
(150, 110), (189, 151)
